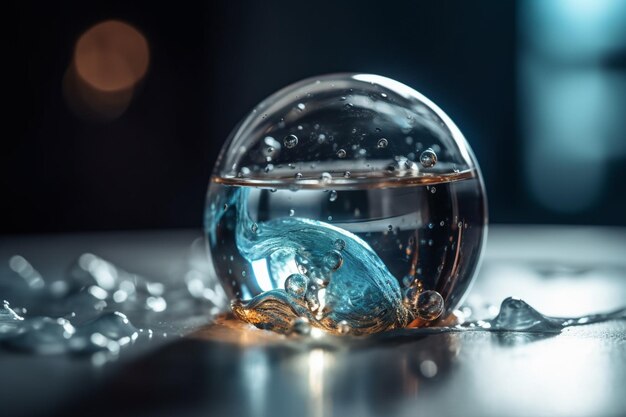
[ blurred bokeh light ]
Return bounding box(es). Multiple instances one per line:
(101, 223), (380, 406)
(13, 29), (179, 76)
(64, 20), (149, 121)
(75, 20), (149, 92)
(519, 0), (626, 213)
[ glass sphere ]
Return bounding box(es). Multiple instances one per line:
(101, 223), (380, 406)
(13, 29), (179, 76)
(205, 73), (487, 335)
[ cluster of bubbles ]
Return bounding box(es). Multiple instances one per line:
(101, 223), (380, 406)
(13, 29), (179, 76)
(385, 148), (438, 175)
(273, 233), (444, 335)
(236, 125), (440, 183)
(283, 238), (347, 335)
(401, 273), (445, 322)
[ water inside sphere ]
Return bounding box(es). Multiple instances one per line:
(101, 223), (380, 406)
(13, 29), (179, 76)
(204, 73), (487, 335)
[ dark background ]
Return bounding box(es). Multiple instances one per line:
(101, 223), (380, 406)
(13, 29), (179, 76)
(5, 0), (626, 233)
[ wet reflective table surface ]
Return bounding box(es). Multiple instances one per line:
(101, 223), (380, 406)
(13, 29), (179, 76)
(1, 226), (625, 417)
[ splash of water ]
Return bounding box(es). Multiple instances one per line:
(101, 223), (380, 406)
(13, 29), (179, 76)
(0, 301), (138, 355)
(227, 187), (417, 335)
(0, 253), (149, 356)
(0, 246), (225, 357)
(468, 297), (626, 333)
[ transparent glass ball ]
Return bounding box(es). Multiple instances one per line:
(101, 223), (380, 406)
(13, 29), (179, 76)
(204, 73), (487, 335)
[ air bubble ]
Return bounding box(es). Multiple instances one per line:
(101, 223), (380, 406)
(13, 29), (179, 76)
(323, 250), (343, 271)
(251, 223), (259, 234)
(320, 172), (332, 184)
(290, 317), (311, 335)
(329, 190), (338, 202)
(377, 138), (388, 149)
(333, 239), (345, 251)
(337, 320), (350, 335)
(415, 290), (444, 321)
(420, 148), (438, 168)
(284, 134), (299, 149)
(337, 149), (347, 158)
(289, 209), (295, 217)
(285, 274), (308, 298)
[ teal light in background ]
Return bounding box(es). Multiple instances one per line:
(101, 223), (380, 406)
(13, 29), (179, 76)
(519, 0), (626, 213)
